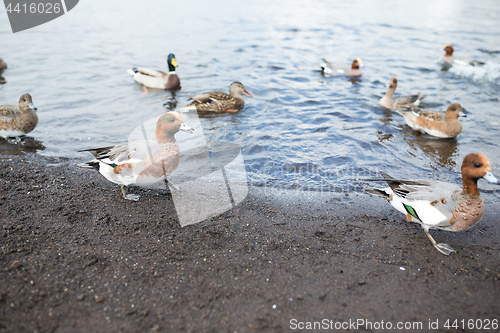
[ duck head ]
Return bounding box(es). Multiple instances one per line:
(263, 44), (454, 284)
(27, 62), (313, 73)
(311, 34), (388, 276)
(443, 44), (454, 56)
(352, 58), (363, 69)
(445, 103), (466, 120)
(156, 111), (193, 143)
(384, 77), (398, 97)
(167, 54), (178, 72)
(461, 153), (499, 195)
(20, 93), (37, 112)
(229, 81), (252, 97)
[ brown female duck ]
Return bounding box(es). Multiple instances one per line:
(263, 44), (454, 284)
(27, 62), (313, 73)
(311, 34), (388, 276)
(180, 81), (252, 112)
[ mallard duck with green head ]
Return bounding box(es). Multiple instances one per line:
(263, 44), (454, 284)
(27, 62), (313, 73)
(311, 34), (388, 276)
(128, 53), (180, 90)
(179, 82), (252, 112)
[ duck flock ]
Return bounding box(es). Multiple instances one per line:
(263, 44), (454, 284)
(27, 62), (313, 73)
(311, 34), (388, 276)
(0, 44), (498, 255)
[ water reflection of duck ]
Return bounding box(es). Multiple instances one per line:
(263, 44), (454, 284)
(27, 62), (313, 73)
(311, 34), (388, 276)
(366, 153), (499, 255)
(127, 53), (180, 90)
(78, 112), (193, 201)
(0, 136), (45, 155)
(179, 82), (252, 113)
(403, 134), (459, 171)
(378, 77), (427, 110)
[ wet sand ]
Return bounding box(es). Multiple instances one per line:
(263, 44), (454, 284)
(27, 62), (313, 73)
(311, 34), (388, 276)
(1, 154), (499, 332)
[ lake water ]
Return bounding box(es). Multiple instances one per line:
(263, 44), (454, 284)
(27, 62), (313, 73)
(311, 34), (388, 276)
(1, 0), (499, 197)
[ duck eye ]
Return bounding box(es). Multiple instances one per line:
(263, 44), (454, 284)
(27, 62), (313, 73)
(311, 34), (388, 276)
(474, 163), (481, 168)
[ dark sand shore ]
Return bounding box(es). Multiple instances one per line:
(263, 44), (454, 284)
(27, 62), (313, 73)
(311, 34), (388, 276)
(1, 154), (499, 332)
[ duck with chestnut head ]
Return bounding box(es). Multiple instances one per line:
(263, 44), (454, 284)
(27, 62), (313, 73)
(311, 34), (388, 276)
(78, 112), (193, 201)
(320, 58), (363, 76)
(365, 153), (499, 255)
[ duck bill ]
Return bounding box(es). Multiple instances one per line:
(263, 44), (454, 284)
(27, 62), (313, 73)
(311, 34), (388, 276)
(179, 123), (194, 133)
(171, 58), (178, 67)
(29, 103), (37, 111)
(484, 171), (499, 184)
(242, 90), (252, 97)
(459, 111), (467, 117)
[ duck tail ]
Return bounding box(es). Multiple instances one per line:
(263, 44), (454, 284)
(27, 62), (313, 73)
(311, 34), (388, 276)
(127, 68), (138, 76)
(77, 161), (100, 171)
(177, 105), (197, 113)
(412, 94), (428, 107)
(320, 59), (331, 73)
(364, 188), (391, 199)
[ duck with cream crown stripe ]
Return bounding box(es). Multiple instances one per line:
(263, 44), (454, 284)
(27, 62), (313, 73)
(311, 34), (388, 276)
(320, 58), (363, 76)
(78, 112), (193, 201)
(179, 81), (252, 113)
(0, 93), (38, 138)
(443, 44), (484, 68)
(397, 103), (466, 138)
(365, 153), (499, 255)
(128, 53), (180, 90)
(378, 77), (427, 110)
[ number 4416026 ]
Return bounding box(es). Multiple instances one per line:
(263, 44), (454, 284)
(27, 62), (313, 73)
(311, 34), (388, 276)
(444, 319), (498, 330)
(5, 2), (62, 14)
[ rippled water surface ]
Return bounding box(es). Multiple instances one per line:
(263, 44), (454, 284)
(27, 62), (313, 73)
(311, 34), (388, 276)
(1, 0), (500, 195)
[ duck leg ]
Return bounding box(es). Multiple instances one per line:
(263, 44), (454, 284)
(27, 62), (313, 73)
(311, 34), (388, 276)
(121, 184), (140, 202)
(422, 227), (455, 255)
(164, 178), (181, 192)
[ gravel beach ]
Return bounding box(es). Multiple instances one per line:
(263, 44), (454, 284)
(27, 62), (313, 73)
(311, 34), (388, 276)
(1, 154), (499, 332)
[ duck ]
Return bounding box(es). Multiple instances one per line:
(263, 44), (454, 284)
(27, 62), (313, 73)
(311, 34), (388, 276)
(78, 112), (193, 201)
(365, 153), (499, 255)
(320, 58), (363, 76)
(378, 77), (427, 110)
(0, 58), (6, 70)
(397, 103), (465, 138)
(179, 81), (252, 112)
(443, 44), (484, 68)
(127, 53), (180, 90)
(0, 93), (38, 138)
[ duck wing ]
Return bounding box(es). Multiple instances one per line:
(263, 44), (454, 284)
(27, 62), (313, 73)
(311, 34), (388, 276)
(135, 68), (167, 78)
(187, 91), (235, 111)
(0, 105), (19, 123)
(372, 172), (461, 226)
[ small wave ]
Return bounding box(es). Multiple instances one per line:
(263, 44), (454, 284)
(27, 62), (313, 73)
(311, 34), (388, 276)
(449, 60), (500, 84)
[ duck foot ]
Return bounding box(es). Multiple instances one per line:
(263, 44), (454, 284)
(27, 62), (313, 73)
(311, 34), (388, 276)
(164, 178), (181, 192)
(124, 194), (140, 201)
(433, 243), (456, 256)
(121, 185), (140, 201)
(423, 227), (456, 255)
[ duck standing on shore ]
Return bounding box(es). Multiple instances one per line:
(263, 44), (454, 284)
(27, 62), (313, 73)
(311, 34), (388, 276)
(179, 81), (252, 112)
(78, 112), (193, 201)
(127, 53), (180, 90)
(365, 153), (499, 255)
(0, 93), (38, 138)
(378, 77), (427, 110)
(397, 103), (465, 138)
